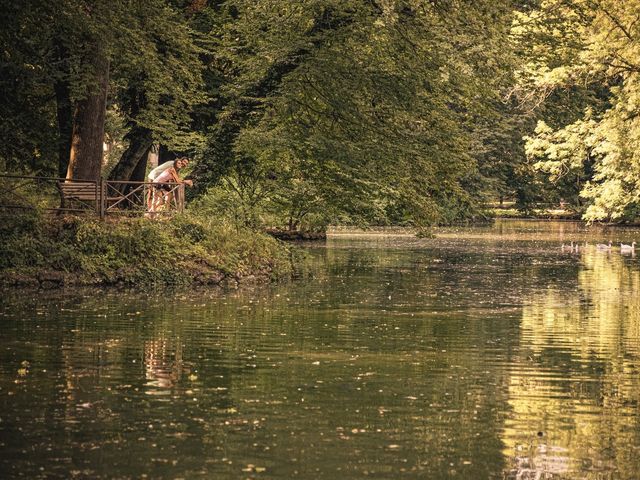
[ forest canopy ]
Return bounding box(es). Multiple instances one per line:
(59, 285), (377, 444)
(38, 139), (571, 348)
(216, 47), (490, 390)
(2, 0), (640, 226)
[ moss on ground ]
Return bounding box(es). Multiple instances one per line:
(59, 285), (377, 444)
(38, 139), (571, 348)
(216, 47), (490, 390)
(0, 211), (299, 289)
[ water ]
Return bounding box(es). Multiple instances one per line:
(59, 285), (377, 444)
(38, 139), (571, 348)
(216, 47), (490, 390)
(2, 220), (640, 479)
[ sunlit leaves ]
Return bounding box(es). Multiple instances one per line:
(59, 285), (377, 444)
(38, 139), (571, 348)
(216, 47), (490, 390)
(515, 0), (640, 221)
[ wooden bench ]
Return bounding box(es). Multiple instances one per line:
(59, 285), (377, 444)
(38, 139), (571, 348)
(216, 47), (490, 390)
(59, 182), (99, 202)
(58, 181), (126, 214)
(59, 181), (125, 215)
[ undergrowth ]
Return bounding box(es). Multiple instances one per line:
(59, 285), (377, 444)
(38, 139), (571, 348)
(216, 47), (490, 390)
(0, 210), (298, 288)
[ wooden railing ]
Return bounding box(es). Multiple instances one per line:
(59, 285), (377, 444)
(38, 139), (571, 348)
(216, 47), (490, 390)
(0, 175), (184, 217)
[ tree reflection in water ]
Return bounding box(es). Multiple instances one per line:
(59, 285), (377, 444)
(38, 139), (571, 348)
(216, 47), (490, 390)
(504, 246), (640, 479)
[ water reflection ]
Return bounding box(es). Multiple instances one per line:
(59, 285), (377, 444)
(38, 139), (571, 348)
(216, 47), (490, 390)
(505, 244), (640, 479)
(1, 221), (640, 479)
(144, 338), (185, 392)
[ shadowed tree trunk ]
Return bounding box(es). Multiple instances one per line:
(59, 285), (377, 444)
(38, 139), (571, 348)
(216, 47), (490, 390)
(115, 143), (152, 208)
(106, 81), (157, 207)
(130, 147), (151, 182)
(53, 38), (73, 179)
(108, 125), (153, 181)
(66, 45), (110, 182)
(108, 129), (153, 207)
(108, 81), (153, 182)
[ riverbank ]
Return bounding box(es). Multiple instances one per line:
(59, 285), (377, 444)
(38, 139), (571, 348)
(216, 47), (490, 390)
(0, 212), (299, 289)
(489, 206), (581, 220)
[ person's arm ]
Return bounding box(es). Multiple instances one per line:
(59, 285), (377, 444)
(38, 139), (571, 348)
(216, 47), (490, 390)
(168, 168), (180, 183)
(173, 169), (193, 187)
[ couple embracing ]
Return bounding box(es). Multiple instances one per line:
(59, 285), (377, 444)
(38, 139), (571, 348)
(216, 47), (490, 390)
(147, 157), (193, 212)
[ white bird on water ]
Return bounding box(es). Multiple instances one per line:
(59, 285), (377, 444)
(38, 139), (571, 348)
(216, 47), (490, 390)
(596, 241), (612, 251)
(620, 241), (636, 253)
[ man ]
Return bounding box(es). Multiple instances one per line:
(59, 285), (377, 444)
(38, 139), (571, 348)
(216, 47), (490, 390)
(148, 159), (175, 182)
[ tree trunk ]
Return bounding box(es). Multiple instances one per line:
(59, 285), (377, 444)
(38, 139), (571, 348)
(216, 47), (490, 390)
(53, 38), (73, 179)
(108, 126), (153, 181)
(119, 145), (151, 209)
(66, 46), (109, 182)
(106, 127), (152, 207)
(130, 148), (150, 182)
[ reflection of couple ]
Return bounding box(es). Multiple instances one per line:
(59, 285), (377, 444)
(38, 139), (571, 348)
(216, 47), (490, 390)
(147, 157), (193, 212)
(144, 339), (183, 390)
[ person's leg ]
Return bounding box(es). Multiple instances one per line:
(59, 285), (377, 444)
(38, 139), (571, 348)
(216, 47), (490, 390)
(174, 186), (183, 210)
(147, 182), (154, 210)
(151, 186), (164, 212)
(156, 186), (172, 211)
(165, 190), (175, 210)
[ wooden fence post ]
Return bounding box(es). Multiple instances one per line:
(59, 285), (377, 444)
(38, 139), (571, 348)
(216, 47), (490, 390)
(99, 178), (106, 218)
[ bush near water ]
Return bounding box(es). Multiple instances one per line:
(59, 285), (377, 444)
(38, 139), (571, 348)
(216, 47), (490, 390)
(0, 211), (298, 289)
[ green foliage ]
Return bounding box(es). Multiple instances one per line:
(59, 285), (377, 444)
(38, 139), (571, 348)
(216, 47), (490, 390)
(0, 0), (207, 177)
(109, 0), (208, 151)
(11, 0), (640, 226)
(0, 212), (295, 287)
(194, 0), (523, 227)
(524, 115), (596, 211)
(0, 0), (61, 174)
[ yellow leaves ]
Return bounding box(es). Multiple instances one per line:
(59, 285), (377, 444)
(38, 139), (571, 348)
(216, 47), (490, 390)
(533, 120), (552, 136)
(539, 66), (571, 87)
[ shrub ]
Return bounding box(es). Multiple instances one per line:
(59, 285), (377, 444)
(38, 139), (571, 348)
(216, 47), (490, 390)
(1, 212), (296, 287)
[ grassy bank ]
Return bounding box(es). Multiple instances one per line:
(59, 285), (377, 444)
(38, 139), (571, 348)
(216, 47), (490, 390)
(0, 211), (299, 289)
(489, 207), (581, 220)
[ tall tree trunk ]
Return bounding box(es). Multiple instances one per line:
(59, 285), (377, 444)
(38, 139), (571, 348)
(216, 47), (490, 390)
(108, 82), (152, 182)
(130, 147), (151, 182)
(108, 126), (153, 181)
(66, 46), (109, 182)
(107, 126), (152, 207)
(53, 38), (73, 179)
(118, 144), (151, 208)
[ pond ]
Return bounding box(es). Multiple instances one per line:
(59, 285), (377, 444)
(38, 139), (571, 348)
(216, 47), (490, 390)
(2, 220), (640, 479)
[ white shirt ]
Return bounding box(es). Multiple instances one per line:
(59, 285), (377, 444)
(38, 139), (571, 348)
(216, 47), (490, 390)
(148, 161), (174, 181)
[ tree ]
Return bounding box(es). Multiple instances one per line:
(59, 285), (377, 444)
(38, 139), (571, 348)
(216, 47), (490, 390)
(0, 0), (206, 186)
(194, 0), (525, 227)
(514, 0), (640, 221)
(66, 44), (110, 181)
(107, 0), (207, 182)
